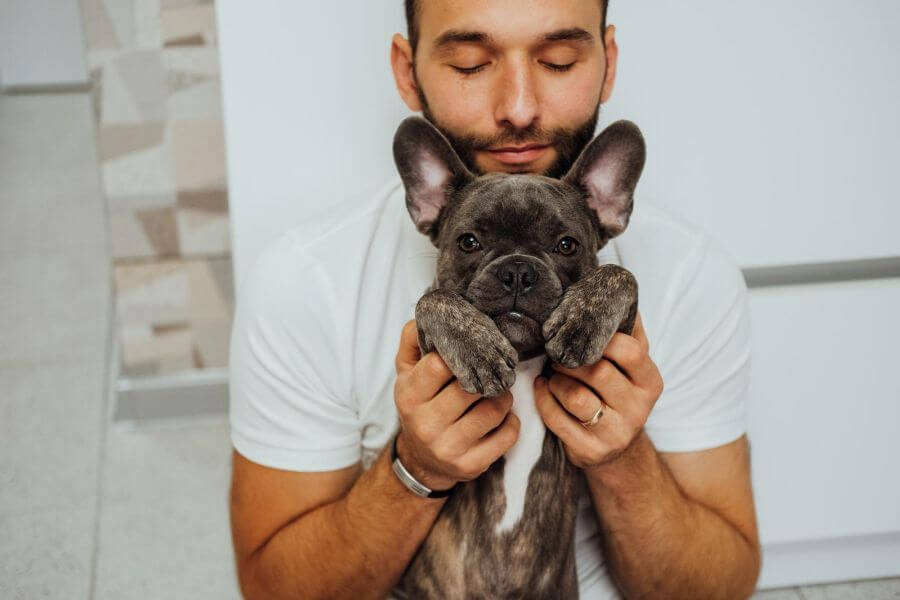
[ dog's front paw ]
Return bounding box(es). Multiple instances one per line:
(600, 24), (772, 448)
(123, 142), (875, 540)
(442, 313), (518, 396)
(543, 298), (619, 369)
(417, 289), (519, 397)
(542, 266), (637, 369)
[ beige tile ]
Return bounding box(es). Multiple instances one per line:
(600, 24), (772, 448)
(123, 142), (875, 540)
(116, 51), (168, 122)
(186, 259), (231, 321)
(109, 210), (157, 258)
(163, 46), (220, 78)
(193, 318), (232, 368)
(176, 207), (230, 255)
(99, 122), (165, 161)
(206, 256), (234, 307)
(98, 57), (145, 124)
(115, 260), (188, 324)
(161, 0), (212, 9)
(177, 187), (228, 213)
(120, 321), (193, 376)
(102, 137), (176, 201)
(134, 0), (163, 49)
(161, 4), (216, 46)
(101, 0), (136, 49)
(136, 204), (181, 255)
(167, 78), (222, 120)
(171, 120), (226, 191)
(113, 257), (234, 375)
(86, 47), (120, 70)
(80, 0), (121, 50)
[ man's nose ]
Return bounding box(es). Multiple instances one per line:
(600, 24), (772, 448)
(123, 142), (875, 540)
(497, 261), (538, 295)
(494, 59), (540, 130)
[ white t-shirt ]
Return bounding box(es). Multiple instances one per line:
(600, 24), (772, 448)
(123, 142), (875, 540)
(229, 175), (752, 599)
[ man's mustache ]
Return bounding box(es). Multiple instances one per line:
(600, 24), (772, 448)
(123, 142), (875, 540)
(462, 127), (561, 150)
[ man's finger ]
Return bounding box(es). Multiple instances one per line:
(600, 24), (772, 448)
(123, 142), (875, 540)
(426, 382), (498, 431)
(460, 411), (520, 475)
(534, 376), (599, 449)
(444, 392), (514, 451)
(406, 351), (456, 405)
(632, 311), (650, 354)
(395, 319), (422, 374)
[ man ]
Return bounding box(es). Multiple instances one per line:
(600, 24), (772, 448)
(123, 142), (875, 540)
(228, 1), (762, 598)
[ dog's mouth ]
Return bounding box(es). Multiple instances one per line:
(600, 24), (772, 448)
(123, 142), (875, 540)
(502, 310), (527, 321)
(490, 308), (539, 325)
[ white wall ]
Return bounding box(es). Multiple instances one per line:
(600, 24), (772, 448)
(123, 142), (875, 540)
(0, 0), (89, 88)
(217, 1), (408, 286)
(601, 1), (900, 269)
(746, 278), (900, 587)
(218, 1), (900, 588)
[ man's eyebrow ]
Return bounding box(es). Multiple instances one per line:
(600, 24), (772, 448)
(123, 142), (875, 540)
(542, 27), (595, 44)
(432, 29), (494, 53)
(431, 27), (595, 54)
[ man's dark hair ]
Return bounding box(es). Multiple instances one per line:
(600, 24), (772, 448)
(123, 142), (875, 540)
(404, 1), (609, 56)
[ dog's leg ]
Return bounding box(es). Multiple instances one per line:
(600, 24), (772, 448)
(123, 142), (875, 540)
(415, 288), (519, 397)
(542, 264), (638, 369)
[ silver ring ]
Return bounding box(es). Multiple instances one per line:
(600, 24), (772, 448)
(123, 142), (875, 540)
(580, 402), (605, 427)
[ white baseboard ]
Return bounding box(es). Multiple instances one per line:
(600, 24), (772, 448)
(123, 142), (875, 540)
(114, 368), (229, 422)
(758, 532), (900, 589)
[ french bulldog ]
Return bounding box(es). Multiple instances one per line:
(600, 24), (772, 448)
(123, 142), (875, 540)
(392, 116), (645, 599)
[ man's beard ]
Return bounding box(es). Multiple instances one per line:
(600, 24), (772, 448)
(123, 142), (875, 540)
(413, 70), (602, 180)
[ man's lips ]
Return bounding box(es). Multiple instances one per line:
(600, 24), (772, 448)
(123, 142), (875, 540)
(486, 143), (550, 165)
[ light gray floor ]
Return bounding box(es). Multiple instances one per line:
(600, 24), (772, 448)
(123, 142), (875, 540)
(0, 92), (239, 599)
(2, 92), (898, 599)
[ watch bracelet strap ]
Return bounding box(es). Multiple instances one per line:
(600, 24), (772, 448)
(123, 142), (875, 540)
(390, 432), (459, 498)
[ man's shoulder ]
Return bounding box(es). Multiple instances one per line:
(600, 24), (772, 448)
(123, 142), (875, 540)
(250, 176), (406, 275)
(622, 200), (707, 260)
(616, 200), (746, 339)
(619, 199), (741, 279)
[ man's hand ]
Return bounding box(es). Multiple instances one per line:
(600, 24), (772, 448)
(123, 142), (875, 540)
(534, 311), (664, 469)
(393, 319), (521, 491)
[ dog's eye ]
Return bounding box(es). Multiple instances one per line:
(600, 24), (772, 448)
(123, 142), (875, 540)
(457, 233), (481, 253)
(555, 237), (578, 256)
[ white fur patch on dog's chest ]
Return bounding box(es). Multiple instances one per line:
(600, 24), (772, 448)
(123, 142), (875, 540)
(495, 355), (547, 534)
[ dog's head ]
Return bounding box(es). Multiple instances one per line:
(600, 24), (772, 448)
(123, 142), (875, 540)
(394, 117), (645, 355)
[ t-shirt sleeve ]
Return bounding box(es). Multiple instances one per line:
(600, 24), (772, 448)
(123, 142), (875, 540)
(229, 235), (361, 471)
(643, 235), (752, 453)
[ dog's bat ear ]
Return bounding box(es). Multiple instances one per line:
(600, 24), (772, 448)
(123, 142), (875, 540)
(393, 116), (474, 238)
(563, 120), (646, 238)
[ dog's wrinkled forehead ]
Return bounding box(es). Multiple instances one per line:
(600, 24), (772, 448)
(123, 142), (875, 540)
(439, 174), (595, 248)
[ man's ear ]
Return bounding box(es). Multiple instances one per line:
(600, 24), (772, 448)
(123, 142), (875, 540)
(393, 116), (474, 238)
(563, 120), (646, 238)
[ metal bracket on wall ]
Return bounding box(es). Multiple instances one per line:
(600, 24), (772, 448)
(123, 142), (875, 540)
(742, 256), (900, 289)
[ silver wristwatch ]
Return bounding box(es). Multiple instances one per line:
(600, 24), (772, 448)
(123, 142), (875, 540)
(390, 432), (459, 498)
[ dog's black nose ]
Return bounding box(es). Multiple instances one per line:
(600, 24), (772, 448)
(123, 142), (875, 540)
(498, 261), (538, 294)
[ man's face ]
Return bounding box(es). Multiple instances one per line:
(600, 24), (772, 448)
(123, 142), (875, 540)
(405, 0), (613, 178)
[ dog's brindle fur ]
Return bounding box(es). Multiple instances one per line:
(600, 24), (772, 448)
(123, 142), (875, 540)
(392, 117), (645, 598)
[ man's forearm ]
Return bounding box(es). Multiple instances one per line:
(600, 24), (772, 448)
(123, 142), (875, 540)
(584, 431), (760, 600)
(242, 443), (444, 600)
